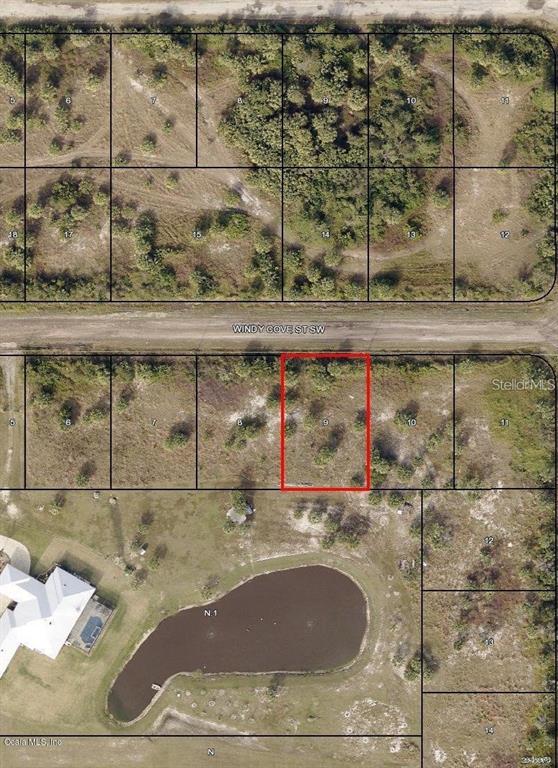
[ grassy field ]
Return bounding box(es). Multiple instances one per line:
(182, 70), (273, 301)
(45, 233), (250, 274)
(0, 35), (24, 167)
(423, 489), (555, 590)
(0, 487), (420, 736)
(283, 357), (368, 488)
(423, 693), (555, 766)
(423, 590), (554, 692)
(0, 169), (24, 301)
(1, 353), (554, 492)
(0, 356), (24, 489)
(26, 34), (110, 167)
(371, 357), (454, 489)
(0, 735), (421, 768)
(455, 355), (555, 488)
(112, 167), (281, 300)
(112, 34), (195, 166)
(198, 355), (280, 488)
(455, 168), (550, 300)
(111, 356), (196, 488)
(26, 356), (111, 488)
(25, 169), (110, 300)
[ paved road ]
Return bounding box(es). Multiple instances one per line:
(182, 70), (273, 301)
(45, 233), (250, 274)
(0, 304), (556, 354)
(10, 0), (558, 22)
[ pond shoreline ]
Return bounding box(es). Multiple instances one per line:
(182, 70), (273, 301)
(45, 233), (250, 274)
(107, 563), (370, 726)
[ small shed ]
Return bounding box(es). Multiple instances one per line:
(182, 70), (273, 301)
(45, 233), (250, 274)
(226, 503), (253, 525)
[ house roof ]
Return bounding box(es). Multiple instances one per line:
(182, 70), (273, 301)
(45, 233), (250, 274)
(0, 564), (95, 677)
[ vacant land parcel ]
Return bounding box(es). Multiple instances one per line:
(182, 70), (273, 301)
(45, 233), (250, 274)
(111, 356), (196, 488)
(424, 590), (554, 692)
(112, 34), (195, 166)
(454, 355), (555, 488)
(25, 356), (111, 488)
(0, 168), (24, 300)
(112, 167), (281, 300)
(25, 168), (110, 300)
(197, 354), (280, 488)
(371, 357), (453, 489)
(424, 694), (555, 767)
(0, 34), (24, 166)
(281, 354), (370, 489)
(198, 33), (281, 167)
(0, 28), (554, 303)
(423, 489), (555, 591)
(0, 353), (552, 493)
(26, 33), (110, 167)
(0, 355), (24, 489)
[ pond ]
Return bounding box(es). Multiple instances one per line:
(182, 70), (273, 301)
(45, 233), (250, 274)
(107, 564), (368, 723)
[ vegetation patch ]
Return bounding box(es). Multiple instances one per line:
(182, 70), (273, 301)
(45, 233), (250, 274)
(25, 169), (110, 300)
(26, 356), (111, 488)
(26, 33), (110, 166)
(112, 357), (196, 488)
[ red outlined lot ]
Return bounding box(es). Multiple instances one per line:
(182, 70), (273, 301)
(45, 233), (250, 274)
(280, 352), (371, 492)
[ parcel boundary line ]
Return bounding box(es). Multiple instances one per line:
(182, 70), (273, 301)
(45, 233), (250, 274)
(0, 350), (555, 492)
(0, 351), (555, 752)
(0, 27), (556, 304)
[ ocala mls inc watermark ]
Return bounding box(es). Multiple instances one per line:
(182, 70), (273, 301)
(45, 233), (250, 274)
(232, 323), (326, 335)
(4, 737), (63, 747)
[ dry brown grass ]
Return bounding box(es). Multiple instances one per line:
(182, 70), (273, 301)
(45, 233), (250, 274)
(111, 167), (281, 300)
(0, 35), (24, 167)
(371, 358), (454, 489)
(26, 356), (111, 488)
(197, 356), (280, 488)
(424, 693), (554, 767)
(0, 356), (24, 489)
(112, 34), (195, 166)
(0, 169), (24, 301)
(25, 168), (110, 300)
(424, 591), (548, 692)
(284, 357), (368, 488)
(455, 169), (547, 299)
(112, 357), (196, 488)
(26, 34), (110, 167)
(423, 489), (555, 590)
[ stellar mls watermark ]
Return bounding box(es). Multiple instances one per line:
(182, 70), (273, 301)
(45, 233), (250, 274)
(492, 378), (556, 391)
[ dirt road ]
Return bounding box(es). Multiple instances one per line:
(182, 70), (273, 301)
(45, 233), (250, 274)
(1, 2), (556, 358)
(0, 303), (556, 354)
(8, 0), (558, 23)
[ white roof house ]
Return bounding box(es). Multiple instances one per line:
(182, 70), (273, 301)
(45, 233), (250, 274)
(0, 564), (95, 677)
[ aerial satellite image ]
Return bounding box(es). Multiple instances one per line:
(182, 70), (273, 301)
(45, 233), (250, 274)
(0, 1), (556, 767)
